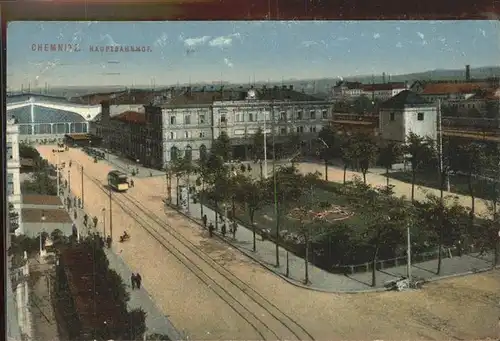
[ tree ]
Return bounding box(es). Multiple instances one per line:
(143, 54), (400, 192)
(22, 170), (57, 195)
(340, 136), (354, 184)
(451, 142), (487, 221)
(475, 206), (500, 267)
(317, 126), (337, 181)
(351, 132), (378, 184)
(379, 141), (402, 188)
(284, 132), (302, 162)
(170, 158), (187, 206)
(352, 95), (374, 114)
(403, 133), (435, 201)
(234, 175), (268, 251)
(212, 131), (232, 162)
(251, 128), (268, 179)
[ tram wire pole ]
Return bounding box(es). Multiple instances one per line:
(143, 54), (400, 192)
(81, 165), (84, 208)
(109, 187), (113, 241)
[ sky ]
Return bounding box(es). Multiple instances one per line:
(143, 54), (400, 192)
(6, 20), (500, 89)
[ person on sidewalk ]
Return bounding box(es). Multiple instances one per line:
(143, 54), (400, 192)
(208, 222), (214, 238)
(130, 179), (135, 188)
(202, 214), (207, 228)
(221, 223), (227, 238)
(106, 235), (112, 248)
(136, 273), (142, 289)
(131, 273), (136, 290)
(231, 221), (237, 239)
(84, 214), (88, 226)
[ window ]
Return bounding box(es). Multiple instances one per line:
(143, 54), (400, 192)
(417, 112), (424, 121)
(310, 110), (316, 119)
(184, 131), (189, 139)
(169, 132), (176, 140)
(220, 114), (226, 123)
(390, 112), (395, 121)
(7, 173), (14, 195)
(280, 111), (287, 121)
(170, 116), (176, 125)
(322, 110), (328, 119)
(297, 111), (303, 120)
(199, 131), (206, 138)
(199, 114), (205, 124)
(184, 115), (191, 125)
(280, 127), (287, 135)
(309, 126), (317, 133)
(248, 113), (254, 122)
(7, 142), (13, 159)
(296, 126), (304, 133)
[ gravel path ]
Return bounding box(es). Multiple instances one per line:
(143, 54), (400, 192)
(37, 146), (500, 340)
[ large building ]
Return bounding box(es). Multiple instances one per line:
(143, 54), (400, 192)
(97, 86), (333, 169)
(378, 90), (438, 143)
(332, 81), (408, 101)
(7, 117), (22, 235)
(7, 94), (101, 143)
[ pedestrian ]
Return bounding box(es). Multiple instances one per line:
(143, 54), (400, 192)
(84, 214), (88, 226)
(130, 179), (135, 188)
(136, 273), (142, 289)
(106, 235), (112, 248)
(221, 223), (227, 237)
(69, 160), (72, 168)
(231, 221), (237, 239)
(74, 210), (77, 220)
(130, 273), (136, 290)
(202, 214), (207, 228)
(208, 222), (214, 238)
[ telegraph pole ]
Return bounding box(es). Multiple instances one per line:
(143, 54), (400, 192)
(271, 101), (280, 267)
(81, 165), (84, 208)
(109, 187), (113, 241)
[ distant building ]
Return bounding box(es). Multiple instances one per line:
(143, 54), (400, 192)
(378, 90), (437, 143)
(7, 117), (22, 235)
(331, 81), (407, 101)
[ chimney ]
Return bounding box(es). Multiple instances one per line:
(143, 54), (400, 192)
(466, 65), (471, 81)
(382, 72), (386, 84)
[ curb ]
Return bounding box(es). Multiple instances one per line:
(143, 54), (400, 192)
(165, 203), (388, 294)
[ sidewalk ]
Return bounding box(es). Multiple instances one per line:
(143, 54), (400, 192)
(62, 187), (183, 340)
(180, 200), (493, 292)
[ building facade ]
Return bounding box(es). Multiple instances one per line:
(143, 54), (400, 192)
(332, 81), (408, 101)
(379, 90), (438, 143)
(7, 117), (22, 235)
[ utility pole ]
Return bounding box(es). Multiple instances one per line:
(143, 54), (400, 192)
(81, 165), (84, 208)
(271, 101), (280, 267)
(406, 220), (412, 283)
(109, 187), (113, 241)
(263, 108), (268, 179)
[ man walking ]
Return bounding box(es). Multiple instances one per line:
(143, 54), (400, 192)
(208, 222), (214, 238)
(202, 214), (207, 228)
(130, 273), (136, 290)
(136, 273), (142, 289)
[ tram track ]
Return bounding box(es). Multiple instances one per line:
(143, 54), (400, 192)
(82, 170), (314, 340)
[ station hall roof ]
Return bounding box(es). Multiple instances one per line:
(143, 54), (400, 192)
(7, 105), (87, 124)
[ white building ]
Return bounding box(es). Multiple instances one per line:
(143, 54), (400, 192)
(7, 117), (22, 235)
(379, 90), (438, 143)
(332, 81), (408, 101)
(160, 86), (332, 164)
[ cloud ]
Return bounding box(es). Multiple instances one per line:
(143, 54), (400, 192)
(416, 32), (425, 40)
(209, 33), (241, 47)
(223, 58), (234, 68)
(154, 32), (169, 47)
(183, 35), (211, 47)
(100, 34), (120, 46)
(301, 41), (318, 47)
(373, 33), (380, 39)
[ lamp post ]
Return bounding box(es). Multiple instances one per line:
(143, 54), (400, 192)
(101, 208), (106, 237)
(262, 109), (268, 179)
(317, 137), (330, 181)
(40, 211), (46, 257)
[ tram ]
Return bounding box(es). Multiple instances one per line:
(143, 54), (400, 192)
(107, 170), (129, 192)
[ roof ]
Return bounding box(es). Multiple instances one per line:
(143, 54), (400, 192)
(22, 195), (62, 206)
(65, 133), (100, 141)
(379, 90), (432, 109)
(113, 111), (146, 124)
(7, 105), (87, 124)
(362, 82), (407, 92)
(421, 82), (490, 95)
(59, 244), (128, 336)
(7, 93), (70, 104)
(21, 208), (72, 223)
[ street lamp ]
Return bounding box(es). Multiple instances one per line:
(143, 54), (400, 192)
(101, 208), (106, 237)
(40, 211), (46, 257)
(261, 108), (269, 179)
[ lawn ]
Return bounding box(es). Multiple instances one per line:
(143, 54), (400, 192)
(388, 170), (497, 201)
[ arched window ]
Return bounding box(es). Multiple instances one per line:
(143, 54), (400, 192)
(185, 145), (193, 161)
(170, 146), (179, 161)
(199, 144), (207, 162)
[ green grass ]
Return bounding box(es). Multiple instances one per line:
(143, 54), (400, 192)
(388, 171), (496, 201)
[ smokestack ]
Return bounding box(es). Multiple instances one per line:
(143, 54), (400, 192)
(382, 72), (386, 84)
(466, 65), (471, 81)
